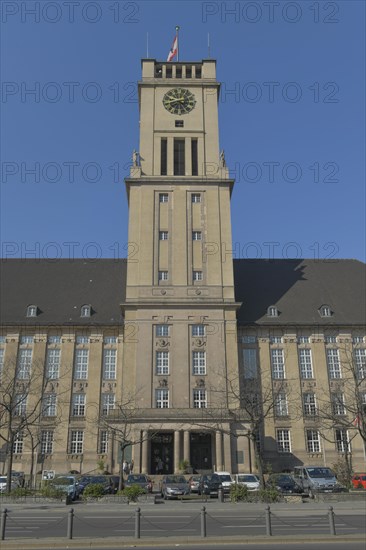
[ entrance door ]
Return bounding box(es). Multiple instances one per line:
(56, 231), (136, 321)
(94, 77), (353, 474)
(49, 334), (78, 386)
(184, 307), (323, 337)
(150, 432), (173, 475)
(190, 432), (212, 472)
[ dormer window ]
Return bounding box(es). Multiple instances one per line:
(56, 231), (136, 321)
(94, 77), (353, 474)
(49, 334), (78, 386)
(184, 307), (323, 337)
(80, 305), (91, 318)
(267, 306), (278, 317)
(319, 305), (332, 318)
(26, 305), (37, 318)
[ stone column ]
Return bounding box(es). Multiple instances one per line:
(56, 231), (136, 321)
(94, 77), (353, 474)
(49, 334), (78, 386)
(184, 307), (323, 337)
(183, 430), (190, 464)
(174, 430), (181, 473)
(215, 431), (223, 471)
(141, 431), (149, 474)
(223, 432), (232, 472)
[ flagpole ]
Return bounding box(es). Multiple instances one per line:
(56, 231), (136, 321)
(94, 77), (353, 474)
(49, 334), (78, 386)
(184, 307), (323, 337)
(175, 25), (180, 61)
(208, 33), (210, 58)
(146, 32), (149, 58)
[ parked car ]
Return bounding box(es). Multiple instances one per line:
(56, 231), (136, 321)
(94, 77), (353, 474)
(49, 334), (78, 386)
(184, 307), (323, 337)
(124, 474), (153, 493)
(233, 474), (260, 491)
(214, 472), (234, 493)
(160, 475), (190, 499)
(197, 473), (222, 497)
(0, 476), (19, 493)
(77, 475), (113, 494)
(293, 466), (344, 497)
(188, 475), (201, 493)
(267, 474), (304, 494)
(352, 473), (366, 490)
(48, 475), (81, 500)
(106, 475), (121, 493)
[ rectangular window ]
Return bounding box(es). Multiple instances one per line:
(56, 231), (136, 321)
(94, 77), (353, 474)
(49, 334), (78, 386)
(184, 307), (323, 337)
(160, 138), (167, 176)
(99, 430), (108, 454)
(159, 231), (169, 241)
(176, 65), (182, 78)
(303, 393), (317, 416)
(186, 65), (192, 78)
(20, 335), (34, 344)
(42, 393), (57, 417)
(276, 429), (291, 453)
(192, 231), (202, 241)
(270, 336), (282, 344)
(158, 271), (168, 281)
(191, 138), (198, 176)
(156, 351), (169, 375)
(324, 336), (337, 343)
(192, 325), (205, 337)
(175, 120), (184, 128)
(156, 389), (169, 408)
(193, 351), (206, 375)
(48, 335), (61, 344)
(159, 193), (169, 203)
(275, 392), (288, 416)
(46, 349), (61, 379)
(17, 349), (32, 379)
(353, 336), (364, 344)
(41, 430), (54, 454)
(70, 430), (84, 454)
(0, 336), (6, 344)
(104, 336), (117, 344)
(74, 349), (89, 379)
(326, 349), (341, 379)
(355, 349), (366, 379)
(76, 336), (89, 344)
(298, 336), (310, 344)
(101, 393), (115, 414)
(193, 389), (207, 408)
(191, 193), (201, 203)
(242, 348), (258, 379)
(0, 348), (4, 377)
(174, 138), (185, 176)
(72, 394), (86, 416)
(299, 348), (313, 379)
(156, 325), (169, 337)
(103, 349), (116, 380)
(332, 393), (346, 415)
(14, 394), (27, 416)
(242, 336), (256, 344)
(195, 65), (202, 78)
(335, 429), (350, 452)
(13, 432), (23, 454)
(306, 429), (321, 453)
(271, 349), (285, 379)
(193, 270), (203, 281)
(166, 65), (172, 78)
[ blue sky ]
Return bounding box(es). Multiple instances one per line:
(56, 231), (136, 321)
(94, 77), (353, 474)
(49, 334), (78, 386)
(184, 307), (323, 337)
(1, 0), (365, 261)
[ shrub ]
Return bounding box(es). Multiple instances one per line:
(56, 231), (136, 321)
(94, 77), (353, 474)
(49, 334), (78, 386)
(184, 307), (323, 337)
(82, 483), (106, 498)
(230, 483), (249, 502)
(40, 485), (64, 499)
(10, 487), (34, 497)
(258, 487), (281, 503)
(122, 485), (146, 502)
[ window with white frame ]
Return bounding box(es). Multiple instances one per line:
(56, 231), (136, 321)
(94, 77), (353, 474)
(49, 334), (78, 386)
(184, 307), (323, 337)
(306, 429), (321, 453)
(102, 349), (116, 380)
(46, 349), (60, 379)
(158, 271), (168, 281)
(193, 388), (207, 408)
(80, 305), (91, 317)
(353, 336), (364, 344)
(41, 430), (54, 454)
(303, 392), (317, 416)
(242, 336), (256, 344)
(159, 231), (168, 240)
(298, 336), (310, 344)
(193, 351), (206, 375)
(156, 325), (169, 337)
(267, 306), (278, 317)
(48, 335), (61, 344)
(159, 193), (169, 203)
(0, 336), (5, 344)
(335, 429), (350, 453)
(26, 305), (37, 317)
(101, 393), (115, 414)
(72, 393), (86, 416)
(275, 392), (288, 416)
(76, 335), (89, 344)
(276, 429), (291, 452)
(13, 432), (23, 454)
(42, 393), (57, 417)
(0, 348), (4, 377)
(14, 394), (27, 416)
(99, 430), (108, 454)
(70, 430), (84, 454)
(270, 336), (282, 344)
(192, 231), (202, 241)
(242, 348), (258, 379)
(319, 305), (332, 317)
(20, 335), (34, 344)
(354, 349), (366, 379)
(155, 388), (169, 408)
(74, 349), (89, 379)
(104, 336), (117, 344)
(271, 349), (285, 379)
(299, 348), (313, 379)
(324, 336), (337, 344)
(192, 325), (205, 337)
(156, 351), (169, 375)
(16, 349), (32, 379)
(332, 393), (346, 415)
(191, 193), (201, 203)
(326, 349), (341, 379)
(193, 270), (203, 281)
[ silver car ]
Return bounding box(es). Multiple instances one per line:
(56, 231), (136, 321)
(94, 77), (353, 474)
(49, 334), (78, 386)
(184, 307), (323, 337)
(161, 475), (190, 500)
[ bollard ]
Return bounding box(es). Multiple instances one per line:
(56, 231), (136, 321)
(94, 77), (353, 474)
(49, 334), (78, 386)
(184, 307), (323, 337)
(1, 508), (7, 541)
(135, 507), (141, 539)
(218, 487), (224, 503)
(328, 506), (336, 536)
(265, 505), (272, 536)
(67, 507), (74, 540)
(201, 506), (207, 538)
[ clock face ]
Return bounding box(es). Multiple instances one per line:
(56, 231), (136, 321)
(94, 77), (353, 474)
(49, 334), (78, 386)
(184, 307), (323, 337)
(162, 88), (196, 115)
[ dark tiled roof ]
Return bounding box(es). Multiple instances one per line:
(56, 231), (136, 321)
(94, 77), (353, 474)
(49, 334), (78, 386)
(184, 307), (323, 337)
(0, 259), (126, 326)
(1, 259), (365, 327)
(234, 259), (366, 326)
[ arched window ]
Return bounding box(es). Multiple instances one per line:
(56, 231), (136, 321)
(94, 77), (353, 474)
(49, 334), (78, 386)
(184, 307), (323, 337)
(267, 306), (278, 317)
(319, 305), (332, 317)
(26, 305), (37, 317)
(80, 305), (91, 318)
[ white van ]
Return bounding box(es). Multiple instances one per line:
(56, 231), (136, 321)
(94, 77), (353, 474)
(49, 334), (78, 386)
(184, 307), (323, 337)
(214, 472), (234, 493)
(293, 466), (340, 497)
(233, 474), (260, 491)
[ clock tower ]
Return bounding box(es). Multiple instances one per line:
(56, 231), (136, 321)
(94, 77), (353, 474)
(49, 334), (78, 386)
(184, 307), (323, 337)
(123, 59), (242, 474)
